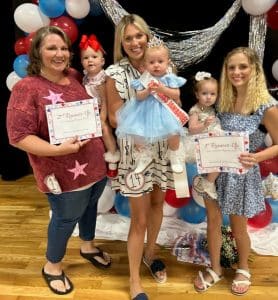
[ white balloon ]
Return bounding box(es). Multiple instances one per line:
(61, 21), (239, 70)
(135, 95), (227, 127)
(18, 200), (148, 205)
(14, 3), (50, 33)
(272, 60), (278, 82)
(6, 71), (21, 91)
(163, 201), (178, 217)
(97, 184), (115, 213)
(242, 0), (276, 16)
(192, 189), (205, 208)
(65, 0), (90, 19)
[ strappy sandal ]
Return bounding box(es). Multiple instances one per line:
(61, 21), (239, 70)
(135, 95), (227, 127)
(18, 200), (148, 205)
(231, 269), (251, 296)
(194, 267), (223, 293)
(142, 256), (167, 284)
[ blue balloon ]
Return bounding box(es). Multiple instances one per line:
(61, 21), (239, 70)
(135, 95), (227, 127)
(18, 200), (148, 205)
(186, 163), (198, 186)
(178, 198), (207, 224)
(114, 192), (130, 217)
(267, 198), (278, 223)
(13, 54), (29, 78)
(39, 0), (65, 18)
(89, 0), (104, 16)
(222, 214), (230, 226)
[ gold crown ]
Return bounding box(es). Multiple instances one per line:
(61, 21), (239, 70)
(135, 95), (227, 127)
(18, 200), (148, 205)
(147, 35), (164, 48)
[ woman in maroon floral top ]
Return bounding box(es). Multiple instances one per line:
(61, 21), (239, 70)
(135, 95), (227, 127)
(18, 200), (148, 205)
(7, 26), (111, 295)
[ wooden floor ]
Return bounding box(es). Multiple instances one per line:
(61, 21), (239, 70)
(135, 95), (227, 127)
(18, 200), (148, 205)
(1, 175), (278, 300)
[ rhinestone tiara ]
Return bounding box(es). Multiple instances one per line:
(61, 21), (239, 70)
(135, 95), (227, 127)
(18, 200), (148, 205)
(147, 35), (164, 48)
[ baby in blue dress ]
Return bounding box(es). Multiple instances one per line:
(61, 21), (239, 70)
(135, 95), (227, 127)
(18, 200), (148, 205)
(116, 37), (188, 173)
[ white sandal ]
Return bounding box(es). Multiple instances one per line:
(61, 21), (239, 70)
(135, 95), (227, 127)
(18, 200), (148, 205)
(231, 269), (251, 296)
(194, 267), (223, 293)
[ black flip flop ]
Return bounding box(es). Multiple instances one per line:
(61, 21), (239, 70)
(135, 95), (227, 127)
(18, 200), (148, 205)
(42, 268), (74, 295)
(80, 247), (111, 269)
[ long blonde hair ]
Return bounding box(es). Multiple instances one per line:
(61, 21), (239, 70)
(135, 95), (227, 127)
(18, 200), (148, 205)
(218, 47), (270, 114)
(113, 14), (151, 63)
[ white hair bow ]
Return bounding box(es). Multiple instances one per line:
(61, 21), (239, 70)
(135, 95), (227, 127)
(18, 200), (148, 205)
(195, 71), (211, 81)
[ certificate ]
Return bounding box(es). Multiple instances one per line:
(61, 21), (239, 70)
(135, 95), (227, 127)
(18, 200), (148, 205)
(46, 98), (102, 144)
(194, 131), (249, 174)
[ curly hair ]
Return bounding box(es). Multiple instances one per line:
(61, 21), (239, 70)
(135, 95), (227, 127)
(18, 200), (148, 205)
(218, 47), (270, 115)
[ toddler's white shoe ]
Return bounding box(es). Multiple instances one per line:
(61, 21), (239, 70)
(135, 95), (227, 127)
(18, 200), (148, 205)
(104, 150), (120, 178)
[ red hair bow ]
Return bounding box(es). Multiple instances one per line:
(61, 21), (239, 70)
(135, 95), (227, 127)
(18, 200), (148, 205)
(79, 34), (105, 54)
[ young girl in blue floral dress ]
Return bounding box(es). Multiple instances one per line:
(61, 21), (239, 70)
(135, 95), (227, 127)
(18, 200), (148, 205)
(193, 47), (278, 296)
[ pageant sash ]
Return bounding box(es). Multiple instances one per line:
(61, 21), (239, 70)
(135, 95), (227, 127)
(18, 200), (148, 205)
(140, 71), (189, 126)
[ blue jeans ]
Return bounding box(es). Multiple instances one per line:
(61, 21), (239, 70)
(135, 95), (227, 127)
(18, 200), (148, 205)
(46, 177), (107, 263)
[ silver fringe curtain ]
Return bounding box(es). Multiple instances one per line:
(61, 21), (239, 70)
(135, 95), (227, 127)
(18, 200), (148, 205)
(99, 0), (266, 69)
(249, 15), (267, 63)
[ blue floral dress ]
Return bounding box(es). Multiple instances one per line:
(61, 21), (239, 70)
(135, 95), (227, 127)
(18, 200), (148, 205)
(216, 98), (277, 218)
(116, 73), (186, 143)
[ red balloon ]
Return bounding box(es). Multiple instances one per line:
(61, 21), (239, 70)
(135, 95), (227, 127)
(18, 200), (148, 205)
(267, 3), (278, 30)
(14, 37), (27, 55)
(32, 0), (39, 4)
(165, 188), (191, 208)
(248, 201), (272, 229)
(24, 32), (36, 54)
(259, 156), (278, 178)
(50, 16), (79, 44)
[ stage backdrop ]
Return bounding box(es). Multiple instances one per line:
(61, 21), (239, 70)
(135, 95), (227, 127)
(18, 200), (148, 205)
(0, 0), (277, 179)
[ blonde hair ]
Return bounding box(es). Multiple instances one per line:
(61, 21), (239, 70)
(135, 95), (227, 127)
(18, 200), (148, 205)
(113, 14), (151, 63)
(218, 47), (270, 114)
(144, 41), (177, 74)
(27, 26), (72, 76)
(194, 76), (218, 93)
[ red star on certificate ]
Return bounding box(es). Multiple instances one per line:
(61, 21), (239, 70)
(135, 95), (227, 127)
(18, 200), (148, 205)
(68, 160), (88, 180)
(43, 90), (65, 105)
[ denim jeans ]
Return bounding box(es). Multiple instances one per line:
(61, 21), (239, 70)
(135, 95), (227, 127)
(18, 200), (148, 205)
(46, 177), (107, 263)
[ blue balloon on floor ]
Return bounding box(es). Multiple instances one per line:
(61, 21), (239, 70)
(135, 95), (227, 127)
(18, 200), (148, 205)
(222, 214), (230, 226)
(178, 198), (206, 224)
(186, 163), (198, 186)
(114, 192), (130, 218)
(267, 198), (278, 223)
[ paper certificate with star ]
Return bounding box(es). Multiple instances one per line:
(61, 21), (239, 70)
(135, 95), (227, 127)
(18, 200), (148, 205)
(46, 99), (102, 144)
(194, 131), (249, 174)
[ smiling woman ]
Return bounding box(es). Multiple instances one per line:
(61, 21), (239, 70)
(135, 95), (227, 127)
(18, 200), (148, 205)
(6, 25), (110, 295)
(194, 47), (278, 296)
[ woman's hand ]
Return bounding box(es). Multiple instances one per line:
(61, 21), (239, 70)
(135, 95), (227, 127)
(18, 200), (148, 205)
(57, 137), (90, 155)
(239, 152), (257, 169)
